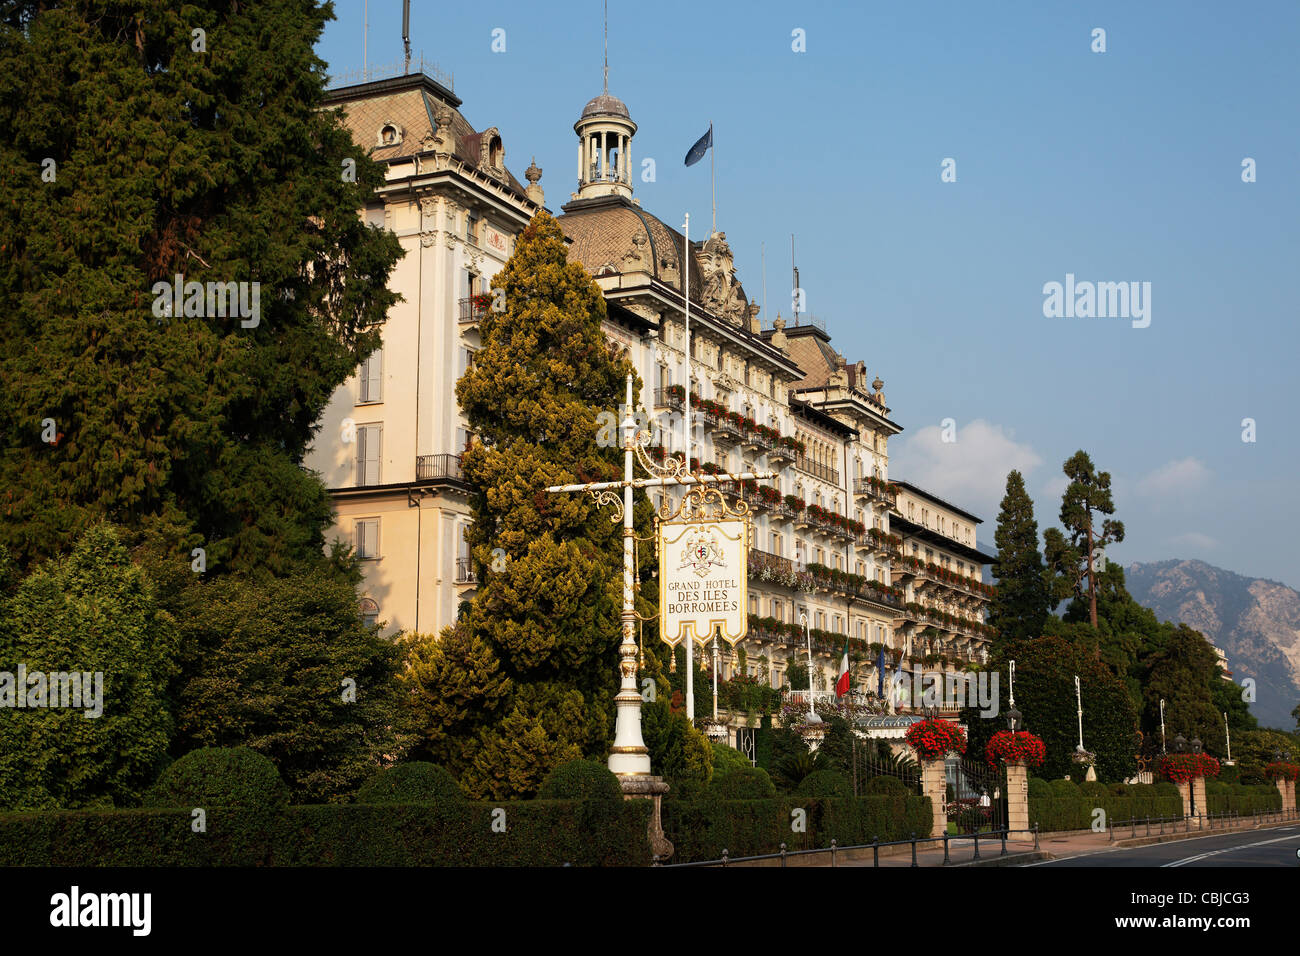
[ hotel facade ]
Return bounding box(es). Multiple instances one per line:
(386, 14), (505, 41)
(304, 68), (995, 717)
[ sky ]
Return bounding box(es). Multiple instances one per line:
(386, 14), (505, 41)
(318, 1), (1300, 589)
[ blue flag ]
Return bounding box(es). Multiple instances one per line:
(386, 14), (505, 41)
(877, 645), (886, 697)
(684, 125), (712, 166)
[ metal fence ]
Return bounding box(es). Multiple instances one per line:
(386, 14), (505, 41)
(661, 826), (1036, 868)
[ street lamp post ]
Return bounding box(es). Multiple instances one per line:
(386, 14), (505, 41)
(1160, 699), (1167, 754)
(1074, 675), (1085, 753)
(1224, 712), (1233, 764)
(800, 611), (821, 725)
(712, 627), (720, 721)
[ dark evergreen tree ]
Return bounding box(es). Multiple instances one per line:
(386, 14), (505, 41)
(988, 470), (1051, 645)
(1139, 623), (1227, 756)
(0, 0), (402, 575)
(1045, 451), (1125, 631)
(408, 211), (655, 798)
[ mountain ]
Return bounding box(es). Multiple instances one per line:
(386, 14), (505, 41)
(1126, 559), (1300, 730)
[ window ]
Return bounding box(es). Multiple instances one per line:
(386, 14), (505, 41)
(359, 597), (379, 630)
(771, 532), (783, 556)
(356, 425), (382, 486)
(815, 611), (824, 630)
(856, 560), (865, 576)
(466, 210), (480, 243)
(458, 346), (476, 378)
(354, 518), (380, 559)
(749, 595), (758, 615)
(358, 349), (382, 404)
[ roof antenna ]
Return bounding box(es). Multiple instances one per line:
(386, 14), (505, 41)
(402, 0), (411, 75)
(603, 0), (609, 94)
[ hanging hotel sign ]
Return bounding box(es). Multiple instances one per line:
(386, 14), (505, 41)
(657, 483), (750, 649)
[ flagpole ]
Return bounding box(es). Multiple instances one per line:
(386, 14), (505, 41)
(683, 211), (694, 723)
(710, 121), (715, 235)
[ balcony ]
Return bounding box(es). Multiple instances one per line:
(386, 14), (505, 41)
(458, 296), (488, 325)
(853, 477), (898, 510)
(416, 453), (464, 482)
(702, 408), (745, 447)
(796, 458), (840, 486)
(454, 556), (477, 584)
(654, 387), (684, 412)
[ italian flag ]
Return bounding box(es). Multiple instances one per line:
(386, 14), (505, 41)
(835, 639), (851, 697)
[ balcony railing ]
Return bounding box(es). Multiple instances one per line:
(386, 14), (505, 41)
(416, 453), (464, 481)
(654, 387), (684, 411)
(796, 458), (840, 486)
(458, 296), (488, 324)
(853, 478), (898, 509)
(454, 556), (477, 584)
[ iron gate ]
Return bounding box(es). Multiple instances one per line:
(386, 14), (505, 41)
(950, 758), (1007, 832)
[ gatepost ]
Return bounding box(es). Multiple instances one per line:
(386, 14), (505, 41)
(1191, 775), (1208, 827)
(1005, 762), (1030, 836)
(921, 758), (947, 838)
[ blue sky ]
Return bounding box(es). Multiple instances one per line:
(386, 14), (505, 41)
(319, 1), (1300, 588)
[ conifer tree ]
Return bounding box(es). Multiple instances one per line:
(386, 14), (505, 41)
(1044, 451), (1125, 630)
(411, 210), (653, 798)
(988, 470), (1051, 645)
(0, 0), (402, 574)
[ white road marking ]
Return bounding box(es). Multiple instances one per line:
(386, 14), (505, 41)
(1163, 833), (1300, 867)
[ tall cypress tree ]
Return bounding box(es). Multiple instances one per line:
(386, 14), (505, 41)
(0, 0), (402, 575)
(409, 210), (653, 799)
(988, 470), (1051, 645)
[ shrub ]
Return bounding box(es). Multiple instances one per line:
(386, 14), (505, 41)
(710, 742), (753, 779)
(710, 767), (776, 799)
(356, 763), (464, 805)
(1079, 781), (1109, 800)
(865, 775), (908, 796)
(796, 770), (851, 798)
(144, 747), (288, 809)
(0, 800), (652, 866)
(1048, 779), (1080, 798)
(1028, 777), (1052, 800)
(536, 759), (623, 801)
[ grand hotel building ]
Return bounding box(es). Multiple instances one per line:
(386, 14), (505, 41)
(304, 67), (995, 709)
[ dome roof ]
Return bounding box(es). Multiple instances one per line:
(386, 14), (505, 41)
(580, 92), (631, 120)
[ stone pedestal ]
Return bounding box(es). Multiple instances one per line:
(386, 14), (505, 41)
(920, 758), (948, 838)
(1276, 778), (1296, 812)
(1176, 780), (1193, 823)
(1191, 776), (1208, 826)
(1005, 762), (1030, 836)
(620, 775), (673, 862)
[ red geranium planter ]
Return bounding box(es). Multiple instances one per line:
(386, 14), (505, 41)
(985, 730), (1046, 769)
(904, 718), (966, 761)
(1158, 753), (1220, 784)
(1263, 761), (1300, 782)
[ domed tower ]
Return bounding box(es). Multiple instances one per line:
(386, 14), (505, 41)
(574, 90), (637, 200)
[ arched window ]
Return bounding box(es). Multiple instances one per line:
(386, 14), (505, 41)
(359, 598), (379, 630)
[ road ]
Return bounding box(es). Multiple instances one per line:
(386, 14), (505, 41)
(1026, 825), (1300, 867)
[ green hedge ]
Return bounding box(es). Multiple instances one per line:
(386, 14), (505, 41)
(0, 800), (653, 867)
(1205, 783), (1281, 816)
(1030, 790), (1185, 832)
(661, 795), (932, 864)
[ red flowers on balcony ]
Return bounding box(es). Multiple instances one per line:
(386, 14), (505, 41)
(986, 730), (1046, 768)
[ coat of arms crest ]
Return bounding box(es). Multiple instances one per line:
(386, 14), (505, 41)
(679, 528), (726, 577)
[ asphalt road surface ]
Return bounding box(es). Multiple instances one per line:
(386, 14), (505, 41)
(1027, 826), (1300, 867)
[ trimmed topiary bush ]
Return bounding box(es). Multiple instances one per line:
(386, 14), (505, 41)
(796, 770), (852, 799)
(710, 742), (753, 779)
(710, 766), (776, 799)
(144, 747), (288, 809)
(1028, 777), (1052, 800)
(865, 775), (908, 796)
(537, 759), (623, 801)
(1048, 778), (1080, 798)
(1079, 781), (1109, 800)
(357, 762), (464, 804)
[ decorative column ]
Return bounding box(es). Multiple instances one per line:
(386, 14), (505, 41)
(1275, 777), (1290, 811)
